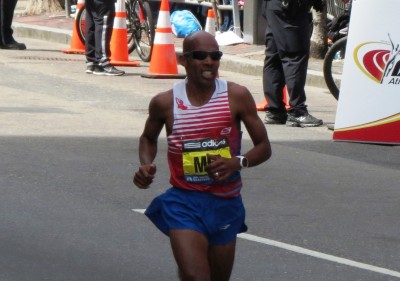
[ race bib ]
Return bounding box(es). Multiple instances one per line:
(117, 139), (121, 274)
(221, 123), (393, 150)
(182, 137), (231, 183)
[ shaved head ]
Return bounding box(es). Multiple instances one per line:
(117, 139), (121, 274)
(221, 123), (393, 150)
(183, 31), (219, 53)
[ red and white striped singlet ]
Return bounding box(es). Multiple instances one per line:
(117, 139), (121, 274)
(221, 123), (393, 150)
(167, 79), (243, 198)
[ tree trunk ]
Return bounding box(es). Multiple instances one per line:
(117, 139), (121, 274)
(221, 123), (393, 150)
(310, 7), (328, 59)
(24, 0), (64, 15)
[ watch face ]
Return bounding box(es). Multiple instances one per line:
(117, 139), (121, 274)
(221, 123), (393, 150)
(242, 157), (248, 168)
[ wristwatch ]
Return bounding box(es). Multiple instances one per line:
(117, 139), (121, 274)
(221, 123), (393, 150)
(236, 155), (249, 169)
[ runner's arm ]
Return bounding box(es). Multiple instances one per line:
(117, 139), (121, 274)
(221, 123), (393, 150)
(133, 91), (171, 188)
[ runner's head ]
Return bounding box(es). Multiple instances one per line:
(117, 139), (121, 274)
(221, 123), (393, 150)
(180, 31), (222, 82)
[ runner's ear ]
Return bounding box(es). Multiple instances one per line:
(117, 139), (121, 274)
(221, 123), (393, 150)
(178, 54), (187, 66)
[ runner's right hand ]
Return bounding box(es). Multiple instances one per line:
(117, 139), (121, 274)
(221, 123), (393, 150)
(133, 164), (156, 189)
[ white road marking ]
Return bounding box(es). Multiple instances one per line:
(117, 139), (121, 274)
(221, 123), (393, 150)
(132, 209), (400, 278)
(238, 233), (400, 278)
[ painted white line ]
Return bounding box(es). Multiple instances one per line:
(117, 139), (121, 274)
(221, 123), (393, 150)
(132, 209), (400, 278)
(238, 233), (400, 278)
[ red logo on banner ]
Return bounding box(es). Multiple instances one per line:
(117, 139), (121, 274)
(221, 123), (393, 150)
(354, 37), (400, 85)
(354, 42), (390, 82)
(361, 49), (389, 81)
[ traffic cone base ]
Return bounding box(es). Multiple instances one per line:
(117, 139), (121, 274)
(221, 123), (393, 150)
(256, 98), (268, 111)
(61, 47), (85, 54)
(111, 60), (141, 66)
(256, 86), (290, 111)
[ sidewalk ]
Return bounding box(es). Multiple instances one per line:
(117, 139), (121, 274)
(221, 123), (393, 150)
(11, 12), (328, 89)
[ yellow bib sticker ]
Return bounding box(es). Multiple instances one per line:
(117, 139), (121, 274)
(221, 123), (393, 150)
(182, 137), (231, 183)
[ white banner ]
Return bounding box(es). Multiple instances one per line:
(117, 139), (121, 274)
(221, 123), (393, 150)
(333, 0), (400, 144)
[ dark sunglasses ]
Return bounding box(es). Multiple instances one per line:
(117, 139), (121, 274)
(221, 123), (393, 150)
(183, 50), (223, 61)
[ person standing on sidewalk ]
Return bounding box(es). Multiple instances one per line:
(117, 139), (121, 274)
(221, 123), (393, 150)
(262, 0), (324, 127)
(133, 31), (271, 280)
(85, 0), (125, 76)
(0, 0), (26, 50)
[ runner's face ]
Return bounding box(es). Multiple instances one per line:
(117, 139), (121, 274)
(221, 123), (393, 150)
(183, 38), (221, 82)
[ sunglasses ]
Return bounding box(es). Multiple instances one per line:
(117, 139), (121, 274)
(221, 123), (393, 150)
(183, 50), (223, 61)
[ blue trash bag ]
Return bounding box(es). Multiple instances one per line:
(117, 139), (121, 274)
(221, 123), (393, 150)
(170, 10), (202, 38)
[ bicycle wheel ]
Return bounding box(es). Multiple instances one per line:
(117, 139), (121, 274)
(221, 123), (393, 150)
(76, 5), (86, 45)
(79, 4), (136, 53)
(125, 0), (136, 53)
(126, 0), (155, 62)
(323, 36), (347, 100)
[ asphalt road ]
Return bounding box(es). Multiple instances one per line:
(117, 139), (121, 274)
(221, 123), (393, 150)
(0, 38), (399, 281)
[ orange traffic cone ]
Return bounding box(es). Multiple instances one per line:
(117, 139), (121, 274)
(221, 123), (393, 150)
(110, 0), (140, 66)
(141, 0), (186, 79)
(205, 9), (216, 36)
(203, 9), (220, 77)
(62, 0), (86, 54)
(256, 86), (290, 111)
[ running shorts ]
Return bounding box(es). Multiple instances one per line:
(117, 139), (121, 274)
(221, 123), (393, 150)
(145, 187), (248, 245)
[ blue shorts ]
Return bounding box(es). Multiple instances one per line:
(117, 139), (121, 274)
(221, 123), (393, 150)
(145, 187), (248, 245)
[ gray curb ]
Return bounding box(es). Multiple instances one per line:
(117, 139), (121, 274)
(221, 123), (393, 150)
(14, 22), (72, 46)
(219, 55), (327, 89)
(13, 22), (327, 88)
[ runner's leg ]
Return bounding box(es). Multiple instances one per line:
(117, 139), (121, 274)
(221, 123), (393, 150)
(208, 239), (236, 281)
(170, 229), (211, 281)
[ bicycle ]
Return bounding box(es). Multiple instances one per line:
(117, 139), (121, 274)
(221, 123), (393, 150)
(323, 35), (347, 100)
(75, 0), (155, 62)
(323, 0), (352, 100)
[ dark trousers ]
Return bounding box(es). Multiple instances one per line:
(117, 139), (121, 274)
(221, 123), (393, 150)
(0, 0), (18, 45)
(262, 0), (311, 112)
(85, 0), (115, 66)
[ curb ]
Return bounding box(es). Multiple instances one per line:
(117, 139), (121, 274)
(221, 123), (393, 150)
(13, 22), (327, 88)
(13, 22), (72, 46)
(219, 54), (327, 89)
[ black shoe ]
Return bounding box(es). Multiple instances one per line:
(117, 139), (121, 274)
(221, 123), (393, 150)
(93, 65), (125, 76)
(86, 65), (95, 74)
(0, 40), (26, 50)
(287, 111), (323, 127)
(0, 43), (24, 50)
(264, 110), (287, 125)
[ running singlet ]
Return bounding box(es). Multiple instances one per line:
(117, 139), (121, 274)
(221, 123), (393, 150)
(167, 79), (243, 198)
